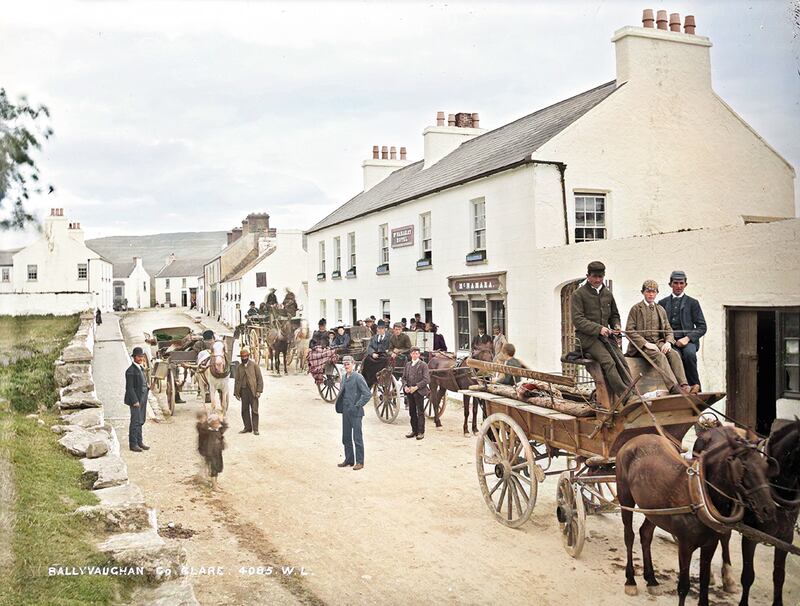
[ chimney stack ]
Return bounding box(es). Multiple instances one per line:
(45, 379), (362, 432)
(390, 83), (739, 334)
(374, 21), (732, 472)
(472, 113), (480, 128)
(684, 15), (696, 34)
(447, 113), (455, 127)
(381, 145), (388, 160)
(669, 13), (681, 32)
(656, 10), (668, 30)
(400, 147), (407, 160)
(390, 146), (397, 160)
(362, 144), (412, 191)
(436, 111), (445, 127)
(372, 145), (379, 159)
(642, 9), (654, 27)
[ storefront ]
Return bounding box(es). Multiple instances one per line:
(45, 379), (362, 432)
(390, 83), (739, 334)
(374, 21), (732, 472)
(448, 272), (507, 352)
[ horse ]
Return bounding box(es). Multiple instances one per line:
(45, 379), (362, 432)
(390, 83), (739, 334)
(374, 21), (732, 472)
(428, 353), (484, 436)
(266, 321), (291, 375)
(196, 345), (231, 418)
(616, 426), (777, 606)
(471, 342), (494, 363)
(293, 325), (311, 372)
(716, 418), (800, 606)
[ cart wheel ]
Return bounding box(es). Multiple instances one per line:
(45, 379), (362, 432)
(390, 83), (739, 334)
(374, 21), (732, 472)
(317, 363), (341, 402)
(475, 413), (538, 528)
(166, 370), (177, 416)
(151, 377), (162, 394)
(373, 374), (399, 424)
(248, 329), (260, 364)
(424, 392), (445, 419)
(556, 471), (586, 558)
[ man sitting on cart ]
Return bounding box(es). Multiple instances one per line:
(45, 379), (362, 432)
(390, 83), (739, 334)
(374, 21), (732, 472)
(360, 320), (389, 387)
(388, 322), (412, 367)
(246, 301), (259, 318)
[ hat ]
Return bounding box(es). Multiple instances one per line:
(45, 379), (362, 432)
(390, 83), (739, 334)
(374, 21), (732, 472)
(318, 318), (326, 326)
(202, 329), (214, 340)
(587, 260), (606, 275)
(131, 346), (144, 357)
(393, 322), (403, 329)
(641, 279), (659, 292)
(376, 320), (386, 328)
(669, 270), (687, 283)
(410, 346), (421, 353)
(249, 301), (256, 306)
(240, 346), (250, 355)
(342, 355), (355, 364)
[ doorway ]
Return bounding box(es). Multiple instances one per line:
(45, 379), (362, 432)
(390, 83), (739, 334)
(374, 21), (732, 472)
(181, 291), (188, 307)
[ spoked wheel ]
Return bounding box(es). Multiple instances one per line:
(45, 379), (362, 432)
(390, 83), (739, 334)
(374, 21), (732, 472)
(424, 393), (445, 419)
(475, 413), (538, 528)
(317, 363), (341, 402)
(248, 329), (261, 365)
(166, 370), (177, 416)
(556, 471), (586, 558)
(373, 372), (399, 424)
(151, 377), (163, 393)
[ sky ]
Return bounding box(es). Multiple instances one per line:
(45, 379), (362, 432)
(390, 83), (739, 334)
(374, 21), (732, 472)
(1, 0), (798, 248)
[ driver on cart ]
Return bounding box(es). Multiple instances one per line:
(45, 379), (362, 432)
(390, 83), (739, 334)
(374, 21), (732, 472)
(360, 320), (389, 388)
(388, 322), (412, 367)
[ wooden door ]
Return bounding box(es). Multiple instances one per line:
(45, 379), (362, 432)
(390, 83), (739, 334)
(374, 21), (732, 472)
(727, 310), (758, 427)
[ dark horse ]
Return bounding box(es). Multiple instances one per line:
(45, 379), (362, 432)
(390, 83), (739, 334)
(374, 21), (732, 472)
(716, 418), (800, 606)
(616, 426), (777, 606)
(428, 353), (485, 436)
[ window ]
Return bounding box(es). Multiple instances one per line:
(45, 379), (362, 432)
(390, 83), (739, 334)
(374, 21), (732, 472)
(456, 301), (470, 350)
(380, 299), (390, 322)
(165, 278), (170, 289)
(320, 299), (327, 320)
(574, 193), (607, 242)
(182, 278), (187, 287)
(350, 299), (358, 324)
(335, 299), (343, 324)
(319, 241), (326, 274)
(421, 213), (432, 261)
(256, 272), (267, 288)
(781, 311), (800, 397)
(472, 198), (486, 251)
(27, 265), (37, 281)
(333, 237), (341, 273)
(1, 268), (9, 282)
(77, 263), (87, 280)
(348, 232), (356, 269)
(490, 300), (506, 335)
(422, 298), (433, 323)
(165, 292), (171, 304)
(379, 224), (389, 264)
(143, 281), (147, 291)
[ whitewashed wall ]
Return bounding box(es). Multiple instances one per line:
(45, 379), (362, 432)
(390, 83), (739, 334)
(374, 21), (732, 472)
(154, 275), (199, 307)
(0, 292), (101, 316)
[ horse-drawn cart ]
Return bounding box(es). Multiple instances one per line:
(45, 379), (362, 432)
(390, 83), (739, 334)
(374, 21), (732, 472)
(463, 354), (724, 557)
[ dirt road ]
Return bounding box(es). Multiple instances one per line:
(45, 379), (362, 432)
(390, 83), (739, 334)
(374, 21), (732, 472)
(109, 308), (797, 606)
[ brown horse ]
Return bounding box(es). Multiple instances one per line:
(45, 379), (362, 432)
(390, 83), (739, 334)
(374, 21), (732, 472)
(717, 418), (800, 606)
(265, 319), (293, 374)
(616, 426), (777, 606)
(428, 353), (484, 436)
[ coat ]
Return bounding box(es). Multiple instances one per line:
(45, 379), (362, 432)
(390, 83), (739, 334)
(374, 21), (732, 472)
(402, 360), (430, 396)
(658, 294), (707, 350)
(335, 371), (372, 416)
(625, 300), (676, 356)
(388, 332), (412, 354)
(124, 363), (149, 407)
(366, 332), (390, 356)
(571, 282), (622, 349)
(332, 333), (351, 349)
(234, 358), (263, 397)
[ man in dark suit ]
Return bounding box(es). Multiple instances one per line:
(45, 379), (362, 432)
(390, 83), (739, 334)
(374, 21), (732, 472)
(360, 320), (389, 387)
(658, 270), (707, 390)
(335, 355), (372, 470)
(124, 346), (150, 452)
(402, 347), (430, 440)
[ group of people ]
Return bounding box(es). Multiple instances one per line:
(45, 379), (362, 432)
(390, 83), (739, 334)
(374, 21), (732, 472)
(571, 261), (706, 402)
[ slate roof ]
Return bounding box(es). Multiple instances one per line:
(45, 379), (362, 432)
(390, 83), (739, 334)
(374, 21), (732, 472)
(224, 244), (277, 282)
(307, 81), (618, 234)
(0, 248), (22, 265)
(113, 262), (135, 279)
(155, 259), (206, 279)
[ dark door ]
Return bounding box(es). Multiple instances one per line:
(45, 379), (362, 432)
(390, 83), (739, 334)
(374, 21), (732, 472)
(727, 310), (758, 428)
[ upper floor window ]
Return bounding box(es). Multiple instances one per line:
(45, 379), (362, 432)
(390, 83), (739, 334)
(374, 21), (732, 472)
(319, 241), (326, 274)
(421, 213), (432, 261)
(165, 278), (170, 289)
(348, 232), (356, 270)
(1, 268), (9, 282)
(575, 193), (607, 243)
(77, 263), (87, 280)
(27, 265), (37, 281)
(256, 272), (266, 287)
(379, 224), (389, 264)
(333, 236), (341, 273)
(182, 278), (187, 288)
(471, 198), (486, 251)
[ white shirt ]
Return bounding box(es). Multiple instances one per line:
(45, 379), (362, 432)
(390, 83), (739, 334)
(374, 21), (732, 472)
(672, 292), (685, 299)
(592, 284), (603, 294)
(411, 359), (419, 367)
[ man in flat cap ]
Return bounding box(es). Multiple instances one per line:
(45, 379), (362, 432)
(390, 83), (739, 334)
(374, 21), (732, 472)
(402, 347), (430, 440)
(625, 280), (696, 394)
(124, 346), (150, 452)
(571, 261), (630, 399)
(658, 270), (706, 391)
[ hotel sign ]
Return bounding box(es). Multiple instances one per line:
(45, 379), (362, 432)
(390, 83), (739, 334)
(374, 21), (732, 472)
(452, 276), (501, 293)
(391, 225), (414, 248)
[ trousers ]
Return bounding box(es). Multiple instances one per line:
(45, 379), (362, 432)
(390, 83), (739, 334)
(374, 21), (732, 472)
(640, 347), (688, 386)
(677, 342), (700, 388)
(128, 403), (146, 448)
(342, 411), (364, 465)
(241, 386), (259, 432)
(583, 340), (629, 397)
(407, 391), (426, 435)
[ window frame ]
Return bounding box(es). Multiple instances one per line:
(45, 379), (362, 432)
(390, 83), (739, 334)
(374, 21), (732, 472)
(1, 267), (9, 282)
(420, 212), (432, 261)
(77, 263), (88, 280)
(780, 309), (800, 399)
(27, 264), (38, 281)
(348, 232), (356, 270)
(335, 299), (343, 324)
(471, 198), (486, 252)
(319, 241), (326, 274)
(320, 299), (327, 320)
(255, 272), (267, 288)
(165, 278), (170, 289)
(379, 224), (389, 265)
(333, 236), (341, 273)
(574, 192), (608, 243)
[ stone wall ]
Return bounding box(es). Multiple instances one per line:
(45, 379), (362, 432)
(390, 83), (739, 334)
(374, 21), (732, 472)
(50, 311), (198, 604)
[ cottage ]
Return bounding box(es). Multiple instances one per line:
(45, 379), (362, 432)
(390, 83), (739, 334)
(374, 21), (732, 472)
(155, 255), (202, 308)
(112, 257), (151, 310)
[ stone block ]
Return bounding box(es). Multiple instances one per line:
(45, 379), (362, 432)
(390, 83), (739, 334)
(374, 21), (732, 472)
(60, 377), (96, 397)
(81, 455), (128, 489)
(62, 340), (93, 363)
(58, 391), (102, 410)
(92, 483), (146, 508)
(75, 500), (152, 532)
(130, 579), (199, 606)
(97, 531), (186, 582)
(86, 440), (109, 459)
(59, 425), (113, 457)
(61, 407), (104, 428)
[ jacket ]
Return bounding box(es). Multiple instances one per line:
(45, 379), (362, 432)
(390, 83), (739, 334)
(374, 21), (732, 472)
(388, 332), (412, 355)
(332, 333), (351, 349)
(402, 360), (430, 397)
(571, 282), (622, 349)
(625, 300), (675, 356)
(433, 333), (447, 352)
(335, 371), (372, 416)
(658, 294), (707, 349)
(234, 358), (264, 397)
(124, 362), (149, 407)
(366, 333), (390, 356)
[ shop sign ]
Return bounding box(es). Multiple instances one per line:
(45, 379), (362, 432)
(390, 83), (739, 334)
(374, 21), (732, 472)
(452, 276), (501, 292)
(391, 225), (414, 248)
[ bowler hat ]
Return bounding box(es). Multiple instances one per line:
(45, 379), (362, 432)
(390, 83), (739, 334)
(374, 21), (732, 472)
(669, 270), (687, 283)
(202, 329), (214, 340)
(131, 346), (144, 357)
(587, 261), (606, 275)
(376, 320), (386, 328)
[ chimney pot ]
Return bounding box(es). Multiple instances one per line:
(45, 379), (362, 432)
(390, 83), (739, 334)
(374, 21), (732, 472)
(684, 15), (696, 34)
(381, 145), (388, 160)
(642, 8), (655, 27)
(471, 112), (480, 128)
(656, 10), (668, 30)
(669, 13), (681, 32)
(436, 111), (445, 127)
(372, 145), (379, 159)
(400, 146), (407, 160)
(390, 146), (397, 160)
(447, 113), (455, 127)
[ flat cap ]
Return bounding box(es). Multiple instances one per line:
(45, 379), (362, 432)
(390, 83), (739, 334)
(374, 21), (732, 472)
(669, 270), (687, 283)
(641, 279), (659, 292)
(239, 346), (250, 355)
(587, 261), (606, 275)
(202, 329), (214, 340)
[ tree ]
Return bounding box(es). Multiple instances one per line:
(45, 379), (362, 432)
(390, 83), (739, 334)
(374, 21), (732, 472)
(0, 88), (54, 230)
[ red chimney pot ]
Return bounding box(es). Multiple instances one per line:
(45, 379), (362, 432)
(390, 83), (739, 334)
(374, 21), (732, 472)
(372, 145), (379, 160)
(381, 145), (388, 160)
(642, 8), (655, 28)
(669, 13), (681, 32)
(400, 147), (407, 160)
(436, 111), (445, 127)
(390, 146), (397, 160)
(684, 15), (696, 35)
(656, 10), (668, 30)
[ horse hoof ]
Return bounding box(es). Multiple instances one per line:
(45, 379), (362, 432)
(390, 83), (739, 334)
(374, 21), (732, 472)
(646, 584), (661, 596)
(472, 429), (479, 436)
(463, 432), (470, 437)
(624, 585), (638, 597)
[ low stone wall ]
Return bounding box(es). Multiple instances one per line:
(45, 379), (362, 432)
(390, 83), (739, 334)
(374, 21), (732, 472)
(50, 311), (198, 603)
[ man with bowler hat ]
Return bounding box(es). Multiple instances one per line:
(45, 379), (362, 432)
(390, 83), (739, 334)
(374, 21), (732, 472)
(402, 347), (430, 440)
(571, 261), (630, 399)
(124, 347), (150, 452)
(659, 270), (706, 391)
(335, 355), (372, 470)
(233, 346), (263, 434)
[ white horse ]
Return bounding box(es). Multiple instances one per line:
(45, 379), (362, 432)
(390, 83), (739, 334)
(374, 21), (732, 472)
(197, 340), (230, 417)
(293, 324), (310, 372)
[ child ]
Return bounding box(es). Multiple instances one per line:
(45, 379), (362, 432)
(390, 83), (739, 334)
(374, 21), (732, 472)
(197, 411), (227, 489)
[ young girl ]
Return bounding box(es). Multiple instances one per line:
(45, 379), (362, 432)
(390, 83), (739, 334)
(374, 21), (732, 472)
(196, 411), (227, 489)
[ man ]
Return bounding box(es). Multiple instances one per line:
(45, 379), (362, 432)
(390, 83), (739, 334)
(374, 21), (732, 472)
(360, 320), (389, 387)
(430, 323), (447, 352)
(571, 261), (630, 399)
(233, 346), (264, 435)
(124, 347), (150, 452)
(409, 318), (417, 332)
(266, 288), (278, 306)
(659, 270), (706, 390)
(282, 288), (298, 317)
(335, 355), (372, 470)
(496, 343), (523, 386)
(311, 318), (329, 347)
(626, 280), (695, 395)
(492, 325), (507, 359)
(246, 301), (259, 317)
(365, 317), (377, 335)
(402, 347), (430, 440)
(471, 326), (492, 351)
(388, 322), (412, 364)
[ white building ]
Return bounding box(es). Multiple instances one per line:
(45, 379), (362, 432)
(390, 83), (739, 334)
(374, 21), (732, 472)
(219, 229), (308, 327)
(197, 275), (205, 314)
(113, 256), (151, 310)
(306, 13), (800, 432)
(154, 255), (202, 308)
(0, 208), (113, 315)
